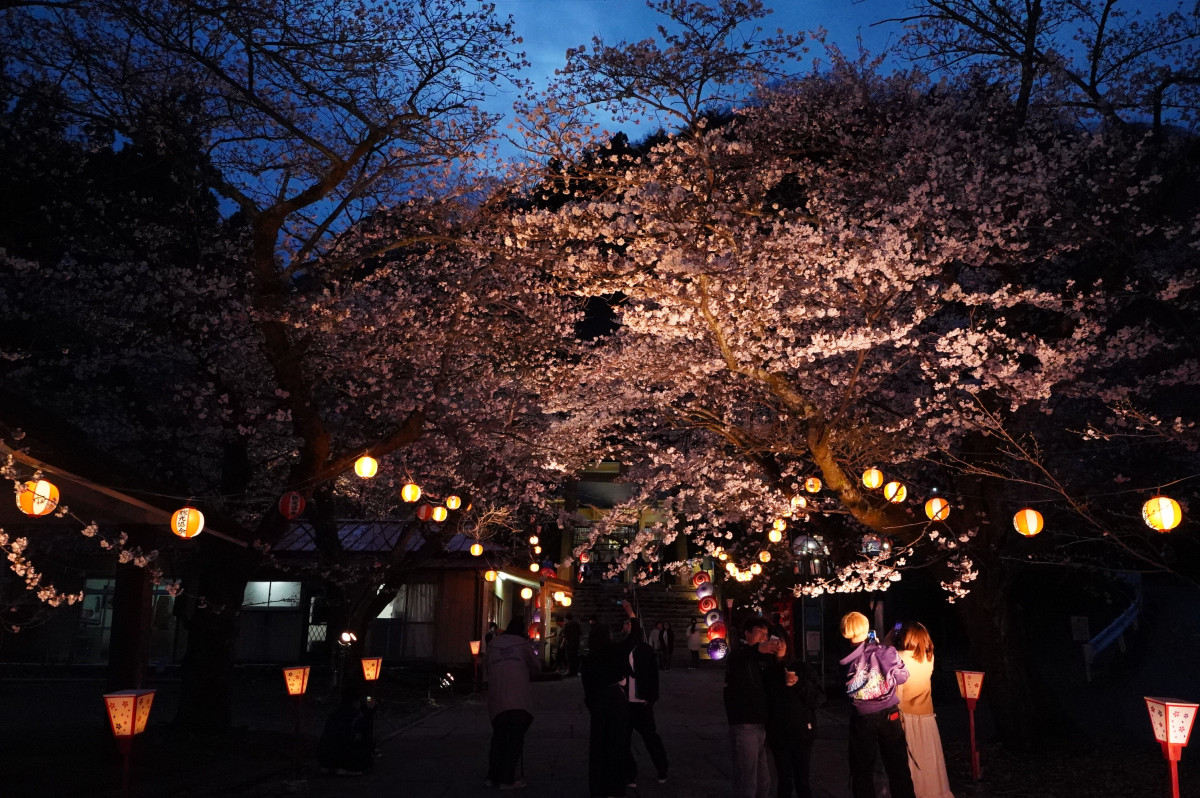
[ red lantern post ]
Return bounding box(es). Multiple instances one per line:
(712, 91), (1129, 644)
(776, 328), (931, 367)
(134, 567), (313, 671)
(282, 666), (310, 779)
(955, 670), (985, 780)
(103, 689), (156, 798)
(1146, 696), (1199, 798)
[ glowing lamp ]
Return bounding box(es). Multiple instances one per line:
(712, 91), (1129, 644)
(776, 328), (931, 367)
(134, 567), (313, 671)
(698, 596), (718, 613)
(103, 689), (156, 737)
(527, 623), (541, 640)
(696, 583), (714, 600)
(542, 567), (557, 579)
(956, 670), (985, 780)
(170, 507), (205, 539)
(561, 596), (572, 607)
(432, 506), (448, 523)
(768, 529), (782, 543)
(361, 657), (383, 681)
(705, 610), (722, 627)
(529, 535), (539, 545)
(708, 621), (727, 639)
(883, 481), (907, 503)
(416, 504), (433, 521)
(691, 571), (711, 587)
(759, 550), (771, 563)
(1143, 496), (1183, 532)
(725, 562), (738, 574)
(530, 562), (540, 572)
(773, 518), (788, 532)
(863, 468), (883, 489)
(553, 590), (565, 602)
(1013, 508), (1043, 537)
(579, 552), (590, 563)
(1147, 697), (1199, 798)
(534, 545), (542, 554)
(470, 542), (484, 557)
(790, 495), (807, 511)
(282, 665), (310, 696)
(707, 638), (729, 660)
(520, 587), (533, 600)
(446, 495), (462, 510)
(16, 479), (59, 517)
(750, 563), (762, 575)
(484, 569), (498, 582)
(401, 482), (421, 502)
(805, 477), (822, 493)
(278, 491), (305, 519)
(925, 497), (951, 521)
(354, 456), (378, 478)
(717, 551), (728, 561)
(470, 640), (482, 656)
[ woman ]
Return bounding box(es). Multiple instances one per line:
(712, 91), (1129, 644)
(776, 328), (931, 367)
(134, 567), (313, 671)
(686, 621), (702, 669)
(581, 605), (636, 797)
(764, 639), (821, 798)
(484, 615), (541, 790)
(896, 622), (954, 798)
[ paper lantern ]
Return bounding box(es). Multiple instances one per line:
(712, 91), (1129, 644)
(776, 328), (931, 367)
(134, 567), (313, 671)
(805, 477), (822, 493)
(354, 456), (378, 478)
(484, 569), (498, 582)
(750, 562), (762, 575)
(282, 665), (310, 696)
(579, 552), (590, 563)
(1013, 508), (1043, 537)
(705, 610), (722, 627)
(278, 491), (305, 519)
(401, 482), (421, 502)
(707, 638), (729, 660)
(790, 495), (807, 512)
(520, 587), (533, 600)
(773, 518), (788, 532)
(170, 507), (205, 539)
(862, 468), (883, 489)
(432, 506), (448, 523)
(416, 503), (433, 521)
(925, 497), (950, 521)
(542, 567), (557, 579)
(527, 623), (541, 640)
(553, 590), (565, 603)
(696, 582), (714, 599)
(470, 542), (483, 557)
(725, 561), (738, 574)
(530, 562), (540, 572)
(758, 550), (771, 563)
(533, 545), (542, 554)
(469, 640), (482, 656)
(361, 657), (383, 681)
(691, 571), (711, 587)
(883, 481), (907, 503)
(103, 689), (156, 737)
(529, 535), (539, 545)
(15, 479), (59, 517)
(717, 550), (729, 561)
(561, 596), (572, 607)
(446, 495), (462, 510)
(1146, 697), (1200, 753)
(708, 621), (727, 639)
(698, 596), (718, 613)
(1143, 496), (1183, 532)
(768, 529), (782, 543)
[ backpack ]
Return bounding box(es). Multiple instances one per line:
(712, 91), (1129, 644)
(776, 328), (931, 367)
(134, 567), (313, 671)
(844, 641), (894, 702)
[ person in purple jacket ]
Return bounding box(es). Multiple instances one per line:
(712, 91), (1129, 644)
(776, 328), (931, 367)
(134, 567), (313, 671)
(838, 612), (916, 798)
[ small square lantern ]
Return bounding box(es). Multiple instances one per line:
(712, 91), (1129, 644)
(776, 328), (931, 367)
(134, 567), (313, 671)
(1147, 697), (1199, 759)
(956, 670), (985, 709)
(469, 640), (482, 656)
(282, 665), (311, 696)
(103, 689), (156, 738)
(361, 657), (383, 681)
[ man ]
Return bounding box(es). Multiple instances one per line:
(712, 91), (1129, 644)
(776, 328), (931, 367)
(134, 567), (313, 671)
(484, 616), (541, 790)
(724, 616), (778, 798)
(622, 617), (669, 786)
(563, 613), (582, 676)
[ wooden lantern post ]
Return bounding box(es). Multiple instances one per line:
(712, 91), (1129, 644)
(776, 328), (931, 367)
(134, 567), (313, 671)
(103, 688), (156, 798)
(955, 670), (985, 780)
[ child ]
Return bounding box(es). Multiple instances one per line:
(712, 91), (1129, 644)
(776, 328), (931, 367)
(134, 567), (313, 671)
(838, 611), (915, 798)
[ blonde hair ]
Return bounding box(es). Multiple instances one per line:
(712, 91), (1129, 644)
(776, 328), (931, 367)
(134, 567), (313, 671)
(840, 611), (870, 642)
(901, 621), (934, 662)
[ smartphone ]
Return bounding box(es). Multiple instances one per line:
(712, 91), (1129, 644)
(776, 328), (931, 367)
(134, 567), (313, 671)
(868, 630), (877, 642)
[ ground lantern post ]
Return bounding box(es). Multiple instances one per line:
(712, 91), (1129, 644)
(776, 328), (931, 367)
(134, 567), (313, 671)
(103, 688), (156, 798)
(282, 665), (311, 780)
(955, 670), (985, 780)
(1146, 696), (1199, 798)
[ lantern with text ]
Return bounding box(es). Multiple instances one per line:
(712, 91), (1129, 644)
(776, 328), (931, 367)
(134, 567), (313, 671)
(1143, 497), (1184, 532)
(862, 468), (883, 489)
(170, 507), (204, 539)
(416, 504), (433, 521)
(805, 477), (822, 493)
(361, 657), (383, 681)
(1013, 508), (1043, 537)
(401, 482), (421, 502)
(104, 688), (156, 797)
(925, 497), (950, 521)
(883, 481), (907, 503)
(470, 542), (484, 557)
(956, 670), (985, 780)
(16, 479), (59, 517)
(1146, 696), (1199, 798)
(354, 456), (377, 478)
(278, 491), (305, 519)
(446, 495), (462, 510)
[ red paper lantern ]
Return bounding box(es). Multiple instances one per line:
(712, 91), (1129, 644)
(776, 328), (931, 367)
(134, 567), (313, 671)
(708, 621), (727, 639)
(278, 491), (305, 519)
(691, 571), (711, 587)
(416, 504), (433, 521)
(698, 596), (718, 613)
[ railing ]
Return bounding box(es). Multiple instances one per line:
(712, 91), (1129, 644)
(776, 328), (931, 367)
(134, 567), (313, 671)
(1082, 573), (1143, 681)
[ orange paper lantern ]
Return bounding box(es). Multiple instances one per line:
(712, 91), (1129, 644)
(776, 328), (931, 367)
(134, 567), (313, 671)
(446, 495), (462, 510)
(925, 497), (950, 521)
(470, 542), (484, 557)
(432, 506), (448, 523)
(170, 507), (205, 539)
(883, 481), (907, 503)
(401, 483), (421, 502)
(805, 477), (822, 493)
(1142, 496), (1183, 532)
(354, 456), (378, 478)
(1013, 508), (1043, 537)
(15, 479), (59, 517)
(103, 689), (156, 737)
(361, 657), (383, 681)
(282, 665), (310, 696)
(862, 468), (883, 489)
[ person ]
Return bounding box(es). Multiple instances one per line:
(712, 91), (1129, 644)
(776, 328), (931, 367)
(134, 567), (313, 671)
(895, 622), (954, 798)
(649, 621), (663, 664)
(660, 622), (675, 671)
(563, 613), (582, 676)
(484, 615), (541, 790)
(724, 616), (778, 798)
(315, 693), (373, 776)
(623, 616), (669, 786)
(764, 640), (821, 798)
(582, 602), (637, 798)
(687, 621), (703, 669)
(839, 611), (916, 798)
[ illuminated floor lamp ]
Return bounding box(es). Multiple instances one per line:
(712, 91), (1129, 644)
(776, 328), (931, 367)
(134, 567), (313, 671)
(1146, 696), (1199, 798)
(282, 666), (311, 779)
(955, 670), (985, 780)
(470, 640), (482, 691)
(361, 657), (383, 754)
(103, 688), (156, 798)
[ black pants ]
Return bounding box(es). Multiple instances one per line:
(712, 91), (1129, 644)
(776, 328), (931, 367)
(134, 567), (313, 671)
(770, 733), (814, 798)
(689, 649), (700, 668)
(488, 709), (533, 785)
(627, 702), (668, 782)
(589, 686), (632, 797)
(566, 646), (580, 676)
(848, 707), (915, 798)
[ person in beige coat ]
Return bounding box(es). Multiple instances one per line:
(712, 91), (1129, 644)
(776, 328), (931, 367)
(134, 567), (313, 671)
(895, 622), (954, 798)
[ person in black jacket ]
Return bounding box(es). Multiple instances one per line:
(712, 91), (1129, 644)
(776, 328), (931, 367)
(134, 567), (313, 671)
(622, 617), (669, 786)
(581, 601), (638, 798)
(764, 640), (821, 798)
(724, 616), (779, 798)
